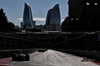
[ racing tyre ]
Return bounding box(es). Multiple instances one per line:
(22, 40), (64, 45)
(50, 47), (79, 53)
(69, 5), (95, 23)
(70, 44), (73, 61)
(25, 55), (30, 61)
(12, 55), (17, 61)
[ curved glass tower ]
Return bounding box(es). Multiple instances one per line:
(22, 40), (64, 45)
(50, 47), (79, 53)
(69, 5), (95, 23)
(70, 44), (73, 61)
(23, 3), (35, 28)
(46, 4), (61, 25)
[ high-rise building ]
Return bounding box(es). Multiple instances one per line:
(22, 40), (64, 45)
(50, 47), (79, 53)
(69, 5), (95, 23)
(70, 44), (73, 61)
(45, 4), (61, 31)
(68, 0), (84, 20)
(21, 22), (24, 29)
(68, 0), (100, 31)
(46, 4), (61, 25)
(23, 3), (35, 28)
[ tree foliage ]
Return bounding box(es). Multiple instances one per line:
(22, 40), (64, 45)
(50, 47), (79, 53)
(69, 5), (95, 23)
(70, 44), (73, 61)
(61, 17), (69, 32)
(0, 8), (15, 32)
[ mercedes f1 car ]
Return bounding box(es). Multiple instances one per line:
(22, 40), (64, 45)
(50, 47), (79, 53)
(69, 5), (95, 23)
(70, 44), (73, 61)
(12, 53), (30, 61)
(38, 48), (48, 52)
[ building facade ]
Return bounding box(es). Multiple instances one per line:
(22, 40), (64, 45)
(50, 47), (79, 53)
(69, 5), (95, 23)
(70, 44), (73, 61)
(45, 4), (61, 31)
(68, 0), (84, 20)
(68, 0), (100, 31)
(23, 3), (35, 29)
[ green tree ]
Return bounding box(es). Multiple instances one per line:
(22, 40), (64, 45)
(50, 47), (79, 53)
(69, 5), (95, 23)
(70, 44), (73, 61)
(0, 8), (15, 32)
(61, 17), (69, 32)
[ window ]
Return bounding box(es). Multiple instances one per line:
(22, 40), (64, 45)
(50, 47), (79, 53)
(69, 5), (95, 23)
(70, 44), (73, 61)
(76, 18), (78, 20)
(85, 0), (90, 5)
(71, 18), (73, 21)
(94, 0), (98, 5)
(94, 3), (98, 5)
(86, 2), (90, 5)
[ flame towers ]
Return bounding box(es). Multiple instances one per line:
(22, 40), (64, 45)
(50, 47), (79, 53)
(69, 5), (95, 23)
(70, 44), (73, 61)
(23, 3), (35, 28)
(46, 4), (61, 25)
(45, 4), (61, 31)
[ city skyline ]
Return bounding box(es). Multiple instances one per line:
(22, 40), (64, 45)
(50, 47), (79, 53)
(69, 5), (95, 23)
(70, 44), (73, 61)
(0, 0), (68, 27)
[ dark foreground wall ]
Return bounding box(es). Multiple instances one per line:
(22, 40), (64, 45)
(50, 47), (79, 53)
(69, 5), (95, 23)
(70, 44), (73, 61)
(53, 49), (100, 61)
(66, 34), (99, 51)
(66, 49), (100, 61)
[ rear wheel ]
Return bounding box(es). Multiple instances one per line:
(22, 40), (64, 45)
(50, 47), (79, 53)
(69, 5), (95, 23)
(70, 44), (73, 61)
(12, 55), (17, 61)
(25, 55), (30, 61)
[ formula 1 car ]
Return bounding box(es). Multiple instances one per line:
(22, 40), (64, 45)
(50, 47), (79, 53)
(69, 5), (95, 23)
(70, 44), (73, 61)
(12, 53), (30, 61)
(38, 48), (48, 52)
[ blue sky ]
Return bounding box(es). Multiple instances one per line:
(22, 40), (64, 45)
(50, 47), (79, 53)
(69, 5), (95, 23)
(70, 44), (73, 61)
(0, 0), (68, 27)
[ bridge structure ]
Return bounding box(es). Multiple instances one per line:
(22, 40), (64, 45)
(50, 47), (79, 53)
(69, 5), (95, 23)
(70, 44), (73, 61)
(0, 31), (100, 51)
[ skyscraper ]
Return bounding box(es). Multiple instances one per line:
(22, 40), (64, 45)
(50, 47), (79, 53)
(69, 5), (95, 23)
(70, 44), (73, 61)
(45, 4), (61, 31)
(46, 4), (61, 25)
(23, 3), (35, 28)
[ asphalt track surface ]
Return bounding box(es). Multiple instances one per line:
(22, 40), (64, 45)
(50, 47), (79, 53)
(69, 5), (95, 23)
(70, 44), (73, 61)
(9, 50), (99, 66)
